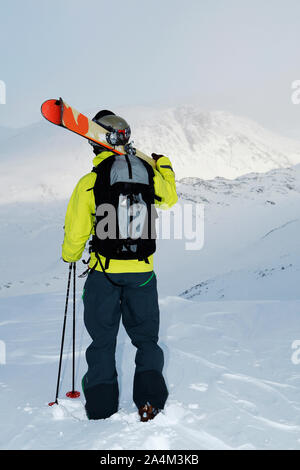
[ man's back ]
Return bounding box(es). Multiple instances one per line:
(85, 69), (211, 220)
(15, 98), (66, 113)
(62, 109), (177, 421)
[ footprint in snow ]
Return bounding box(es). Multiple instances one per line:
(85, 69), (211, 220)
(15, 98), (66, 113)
(189, 383), (208, 392)
(50, 398), (86, 421)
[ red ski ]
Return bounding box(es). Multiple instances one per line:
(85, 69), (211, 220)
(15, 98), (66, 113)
(41, 98), (155, 168)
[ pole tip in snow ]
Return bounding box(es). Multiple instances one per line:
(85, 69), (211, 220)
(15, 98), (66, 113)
(66, 391), (81, 399)
(48, 401), (58, 406)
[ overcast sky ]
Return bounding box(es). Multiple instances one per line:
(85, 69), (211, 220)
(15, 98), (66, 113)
(0, 0), (300, 137)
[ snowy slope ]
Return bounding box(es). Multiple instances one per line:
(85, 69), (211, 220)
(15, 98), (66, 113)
(1, 165), (299, 300)
(1, 105), (300, 203)
(0, 160), (300, 449)
(176, 164), (300, 300)
(1, 293), (300, 450)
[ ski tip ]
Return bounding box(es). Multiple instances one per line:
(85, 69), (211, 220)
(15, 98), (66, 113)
(41, 98), (62, 125)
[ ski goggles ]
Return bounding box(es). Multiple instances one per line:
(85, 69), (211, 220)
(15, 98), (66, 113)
(99, 114), (130, 133)
(98, 115), (131, 145)
(106, 127), (131, 146)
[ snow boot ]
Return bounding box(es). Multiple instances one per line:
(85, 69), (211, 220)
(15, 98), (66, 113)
(138, 402), (160, 422)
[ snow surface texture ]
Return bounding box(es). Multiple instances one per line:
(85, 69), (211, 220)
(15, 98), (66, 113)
(0, 109), (300, 449)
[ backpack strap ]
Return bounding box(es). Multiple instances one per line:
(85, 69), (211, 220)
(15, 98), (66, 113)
(95, 252), (123, 287)
(93, 155), (116, 206)
(138, 157), (155, 185)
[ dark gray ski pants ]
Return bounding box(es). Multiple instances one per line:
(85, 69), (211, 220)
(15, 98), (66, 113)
(82, 270), (168, 419)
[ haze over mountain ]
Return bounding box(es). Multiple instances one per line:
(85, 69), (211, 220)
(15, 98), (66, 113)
(1, 105), (300, 203)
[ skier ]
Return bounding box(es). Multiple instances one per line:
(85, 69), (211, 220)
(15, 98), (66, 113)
(62, 110), (178, 421)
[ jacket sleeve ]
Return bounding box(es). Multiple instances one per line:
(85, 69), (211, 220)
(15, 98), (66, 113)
(62, 175), (95, 262)
(153, 156), (178, 209)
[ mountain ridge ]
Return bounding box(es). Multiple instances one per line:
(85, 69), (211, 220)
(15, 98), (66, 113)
(1, 105), (300, 203)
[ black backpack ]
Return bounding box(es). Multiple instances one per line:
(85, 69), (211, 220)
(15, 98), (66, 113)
(89, 153), (159, 274)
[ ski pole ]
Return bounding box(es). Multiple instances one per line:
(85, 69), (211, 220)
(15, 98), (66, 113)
(49, 262), (73, 406)
(66, 262), (80, 399)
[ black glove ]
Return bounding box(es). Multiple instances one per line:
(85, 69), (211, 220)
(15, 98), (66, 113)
(151, 153), (165, 162)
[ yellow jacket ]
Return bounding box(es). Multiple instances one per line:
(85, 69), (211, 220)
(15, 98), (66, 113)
(62, 151), (178, 273)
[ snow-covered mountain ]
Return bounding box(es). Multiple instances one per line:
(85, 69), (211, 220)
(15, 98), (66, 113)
(1, 105), (300, 203)
(125, 106), (300, 179)
(176, 165), (300, 301)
